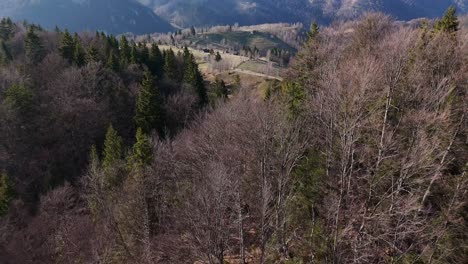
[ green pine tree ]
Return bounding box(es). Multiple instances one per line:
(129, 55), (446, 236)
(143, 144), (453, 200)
(134, 70), (165, 137)
(149, 43), (164, 77)
(4, 84), (34, 115)
(307, 21), (319, 41)
(0, 18), (14, 41)
(59, 29), (76, 63)
(87, 46), (100, 63)
(0, 40), (12, 65)
(213, 78), (228, 99)
(106, 50), (120, 71)
(435, 6), (459, 33)
(163, 48), (177, 80)
(184, 54), (208, 106)
(140, 45), (150, 66)
(282, 81), (305, 118)
(130, 43), (138, 64)
(127, 128), (153, 170)
(215, 51), (222, 62)
(73, 39), (86, 67)
(0, 173), (14, 216)
(119, 35), (130, 66)
(102, 124), (123, 169)
(24, 27), (45, 65)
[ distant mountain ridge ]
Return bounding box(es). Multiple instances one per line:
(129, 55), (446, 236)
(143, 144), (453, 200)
(139, 0), (467, 28)
(0, 0), (173, 34)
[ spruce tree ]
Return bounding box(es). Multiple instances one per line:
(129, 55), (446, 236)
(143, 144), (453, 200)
(164, 48), (177, 80)
(215, 51), (222, 62)
(130, 43), (138, 64)
(4, 84), (34, 114)
(149, 43), (164, 77)
(0, 40), (12, 65)
(106, 50), (120, 71)
(140, 45), (150, 66)
(134, 70), (165, 137)
(127, 128), (153, 170)
(59, 29), (75, 63)
(435, 6), (459, 33)
(120, 35), (130, 66)
(102, 124), (123, 169)
(0, 173), (14, 216)
(307, 21), (319, 41)
(87, 46), (100, 63)
(0, 18), (14, 41)
(73, 40), (86, 67)
(213, 78), (228, 99)
(24, 27), (45, 65)
(184, 54), (208, 106)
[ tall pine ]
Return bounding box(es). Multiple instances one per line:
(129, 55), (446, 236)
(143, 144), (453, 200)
(184, 53), (208, 106)
(149, 43), (164, 77)
(435, 6), (459, 33)
(127, 128), (153, 171)
(102, 124), (123, 169)
(73, 39), (86, 67)
(163, 48), (177, 80)
(120, 35), (130, 66)
(24, 27), (45, 65)
(59, 29), (75, 63)
(0, 173), (14, 216)
(134, 70), (165, 137)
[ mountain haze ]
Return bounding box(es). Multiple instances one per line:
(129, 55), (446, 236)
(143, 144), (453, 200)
(139, 0), (467, 27)
(0, 0), (173, 34)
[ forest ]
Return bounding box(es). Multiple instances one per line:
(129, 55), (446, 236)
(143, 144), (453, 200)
(0, 7), (467, 264)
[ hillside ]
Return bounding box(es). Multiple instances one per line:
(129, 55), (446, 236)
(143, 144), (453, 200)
(0, 0), (173, 34)
(139, 0), (467, 27)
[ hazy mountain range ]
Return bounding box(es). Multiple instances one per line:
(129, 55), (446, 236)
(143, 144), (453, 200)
(0, 0), (466, 34)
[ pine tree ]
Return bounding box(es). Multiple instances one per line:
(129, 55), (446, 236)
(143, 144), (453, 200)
(215, 51), (222, 62)
(307, 21), (319, 41)
(0, 18), (14, 41)
(281, 81), (305, 118)
(120, 35), (130, 66)
(0, 40), (12, 65)
(149, 43), (164, 77)
(24, 27), (45, 65)
(127, 128), (153, 170)
(134, 70), (165, 136)
(184, 54), (208, 106)
(0, 173), (14, 216)
(102, 124), (123, 169)
(73, 39), (86, 67)
(164, 48), (177, 80)
(140, 45), (150, 66)
(435, 6), (459, 33)
(130, 43), (138, 64)
(106, 50), (120, 71)
(87, 46), (100, 63)
(59, 30), (76, 63)
(4, 84), (34, 115)
(213, 78), (228, 99)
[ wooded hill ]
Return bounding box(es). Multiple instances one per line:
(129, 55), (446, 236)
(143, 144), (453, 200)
(0, 7), (467, 264)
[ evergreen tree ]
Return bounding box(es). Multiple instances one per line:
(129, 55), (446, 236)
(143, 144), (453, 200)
(24, 27), (45, 65)
(149, 43), (164, 77)
(4, 84), (34, 115)
(184, 54), (208, 106)
(130, 43), (138, 64)
(0, 173), (14, 216)
(119, 35), (130, 66)
(127, 128), (153, 170)
(0, 40), (12, 65)
(435, 6), (459, 33)
(134, 70), (165, 137)
(59, 30), (76, 63)
(215, 51), (222, 62)
(0, 18), (14, 41)
(73, 39), (86, 67)
(102, 124), (123, 169)
(87, 46), (100, 63)
(106, 50), (120, 71)
(140, 45), (150, 66)
(307, 21), (319, 41)
(213, 78), (228, 99)
(281, 81), (305, 118)
(164, 48), (177, 80)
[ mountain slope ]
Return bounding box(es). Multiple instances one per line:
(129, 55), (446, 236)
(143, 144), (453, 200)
(0, 0), (173, 34)
(139, 0), (467, 27)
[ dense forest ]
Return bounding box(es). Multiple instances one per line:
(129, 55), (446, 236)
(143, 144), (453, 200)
(0, 7), (467, 264)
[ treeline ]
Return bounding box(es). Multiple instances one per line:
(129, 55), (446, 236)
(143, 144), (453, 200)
(0, 7), (467, 264)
